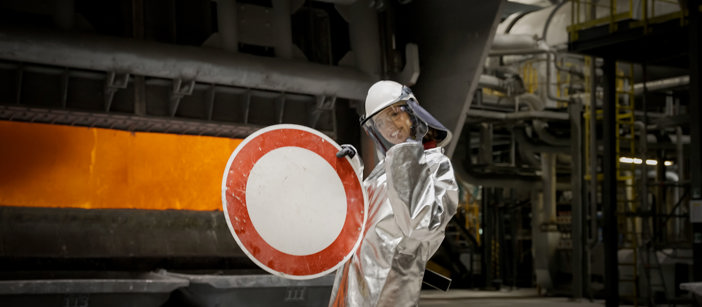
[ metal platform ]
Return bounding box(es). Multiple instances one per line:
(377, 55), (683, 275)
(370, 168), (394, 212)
(568, 15), (689, 67)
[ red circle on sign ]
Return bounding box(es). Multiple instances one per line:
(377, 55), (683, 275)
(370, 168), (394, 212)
(222, 124), (366, 279)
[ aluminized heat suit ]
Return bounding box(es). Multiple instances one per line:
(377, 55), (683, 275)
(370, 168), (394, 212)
(328, 142), (458, 307)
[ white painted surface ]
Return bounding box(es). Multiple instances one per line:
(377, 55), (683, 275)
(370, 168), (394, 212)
(246, 146), (347, 256)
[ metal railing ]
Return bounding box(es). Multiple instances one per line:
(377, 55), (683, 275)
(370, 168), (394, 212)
(568, 0), (684, 41)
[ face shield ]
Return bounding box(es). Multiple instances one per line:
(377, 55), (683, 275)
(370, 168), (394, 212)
(361, 102), (429, 155)
(361, 84), (452, 156)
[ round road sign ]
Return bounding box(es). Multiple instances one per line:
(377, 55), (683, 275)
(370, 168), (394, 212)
(221, 124), (367, 279)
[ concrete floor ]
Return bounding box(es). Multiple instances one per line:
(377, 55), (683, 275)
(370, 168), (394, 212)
(419, 288), (606, 307)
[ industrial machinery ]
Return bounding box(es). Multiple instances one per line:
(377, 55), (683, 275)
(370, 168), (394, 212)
(1, 0), (701, 306)
(461, 0), (700, 305)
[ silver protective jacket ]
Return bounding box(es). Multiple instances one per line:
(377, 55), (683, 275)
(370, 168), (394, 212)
(328, 142), (458, 307)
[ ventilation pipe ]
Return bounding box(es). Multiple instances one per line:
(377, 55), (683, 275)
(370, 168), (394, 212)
(634, 75), (690, 95)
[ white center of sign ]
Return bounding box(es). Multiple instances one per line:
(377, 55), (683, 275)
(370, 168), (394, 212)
(246, 146), (347, 256)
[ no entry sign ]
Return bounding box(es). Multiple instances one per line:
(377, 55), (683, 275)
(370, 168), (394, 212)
(221, 124), (367, 279)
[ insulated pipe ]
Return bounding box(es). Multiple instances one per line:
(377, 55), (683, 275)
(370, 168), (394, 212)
(478, 74), (504, 91)
(542, 152), (557, 225)
(545, 52), (572, 103)
(467, 109), (569, 121)
(488, 48), (572, 104)
(0, 27), (375, 100)
(633, 75), (690, 95)
(491, 34), (540, 51)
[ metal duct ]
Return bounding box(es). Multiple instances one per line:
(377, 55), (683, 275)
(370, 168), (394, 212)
(0, 27), (376, 101)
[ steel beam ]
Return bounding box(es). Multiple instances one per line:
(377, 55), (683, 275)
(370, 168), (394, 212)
(602, 57), (619, 307)
(688, 0), (702, 282)
(570, 102), (585, 299)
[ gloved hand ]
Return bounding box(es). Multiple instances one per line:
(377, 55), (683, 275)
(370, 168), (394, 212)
(336, 144), (357, 159)
(336, 144), (363, 179)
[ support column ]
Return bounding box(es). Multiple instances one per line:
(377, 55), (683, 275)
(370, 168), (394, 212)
(343, 0), (381, 173)
(688, 0), (702, 282)
(272, 0), (293, 59)
(570, 102), (584, 299)
(602, 57), (619, 307)
(532, 153), (557, 294)
(217, 0), (239, 52)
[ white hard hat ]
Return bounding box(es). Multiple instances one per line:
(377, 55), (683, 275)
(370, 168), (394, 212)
(362, 80), (415, 121)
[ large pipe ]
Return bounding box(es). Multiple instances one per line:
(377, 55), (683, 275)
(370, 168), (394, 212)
(0, 27), (375, 100)
(467, 109), (569, 121)
(478, 74), (504, 91)
(272, 0), (293, 59)
(345, 0), (381, 77)
(491, 33), (541, 51)
(633, 75), (690, 95)
(216, 0), (239, 52)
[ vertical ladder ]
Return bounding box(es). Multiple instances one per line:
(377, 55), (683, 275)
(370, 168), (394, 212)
(615, 61), (640, 306)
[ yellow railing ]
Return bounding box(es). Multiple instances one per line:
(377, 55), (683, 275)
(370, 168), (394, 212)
(568, 0), (685, 41)
(582, 59), (642, 304)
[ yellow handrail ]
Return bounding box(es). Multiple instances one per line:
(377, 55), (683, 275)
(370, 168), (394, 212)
(568, 0), (683, 41)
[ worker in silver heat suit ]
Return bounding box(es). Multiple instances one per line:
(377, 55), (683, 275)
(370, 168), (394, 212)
(330, 80), (458, 306)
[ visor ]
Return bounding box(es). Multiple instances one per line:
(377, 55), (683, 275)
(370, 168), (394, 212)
(362, 103), (428, 155)
(405, 99), (451, 147)
(361, 85), (452, 155)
